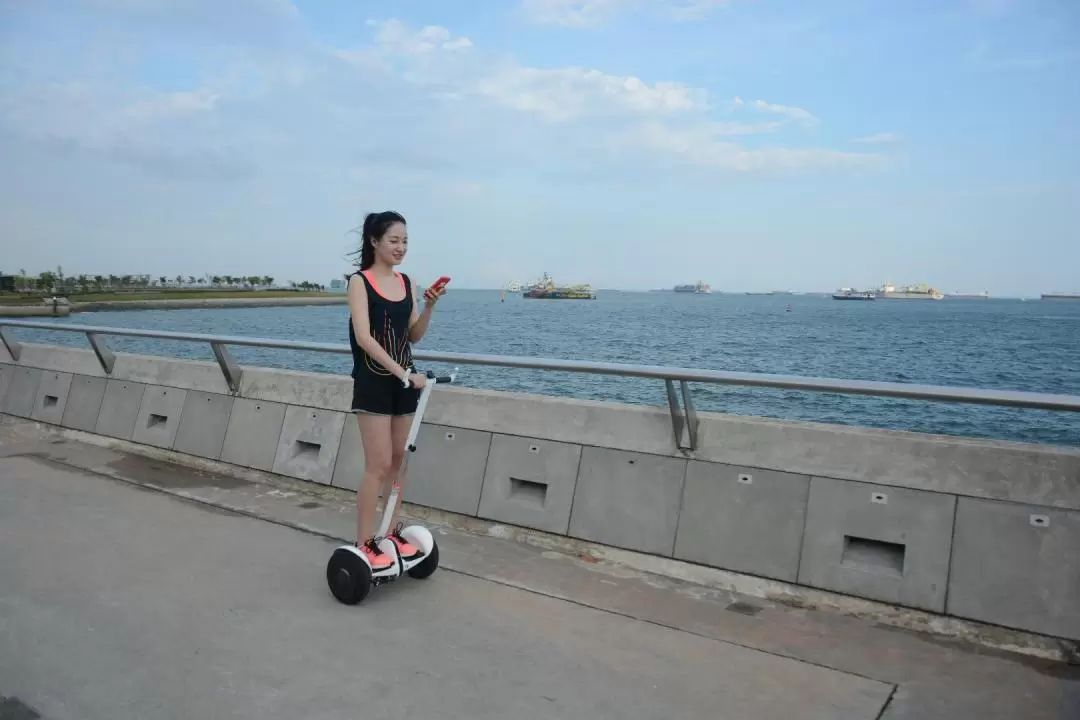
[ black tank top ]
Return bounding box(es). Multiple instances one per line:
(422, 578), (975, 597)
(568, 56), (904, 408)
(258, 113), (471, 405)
(348, 270), (414, 380)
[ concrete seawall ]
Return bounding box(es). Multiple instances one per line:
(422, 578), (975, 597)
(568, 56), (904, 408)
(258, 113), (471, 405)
(2, 340), (1078, 643)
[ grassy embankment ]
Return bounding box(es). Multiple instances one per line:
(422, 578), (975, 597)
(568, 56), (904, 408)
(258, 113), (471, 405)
(0, 289), (337, 306)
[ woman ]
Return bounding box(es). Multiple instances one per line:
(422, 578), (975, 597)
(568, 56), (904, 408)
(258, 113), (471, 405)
(346, 210), (446, 570)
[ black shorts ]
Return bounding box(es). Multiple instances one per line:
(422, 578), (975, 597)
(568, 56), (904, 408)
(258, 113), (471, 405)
(350, 374), (420, 416)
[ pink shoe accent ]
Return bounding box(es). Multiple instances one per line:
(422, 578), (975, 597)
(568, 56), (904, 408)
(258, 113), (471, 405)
(359, 539), (393, 569)
(387, 523), (422, 560)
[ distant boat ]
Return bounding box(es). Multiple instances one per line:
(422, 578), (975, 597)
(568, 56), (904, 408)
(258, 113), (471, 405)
(674, 281), (711, 294)
(876, 282), (944, 300)
(1041, 293), (1080, 300)
(522, 272), (596, 300)
(832, 288), (875, 301)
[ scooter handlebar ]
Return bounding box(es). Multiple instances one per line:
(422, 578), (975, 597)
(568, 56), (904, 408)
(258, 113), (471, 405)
(423, 367), (459, 384)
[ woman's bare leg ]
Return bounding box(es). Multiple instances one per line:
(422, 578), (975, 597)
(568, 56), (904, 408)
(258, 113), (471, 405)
(386, 413), (413, 528)
(355, 412), (392, 544)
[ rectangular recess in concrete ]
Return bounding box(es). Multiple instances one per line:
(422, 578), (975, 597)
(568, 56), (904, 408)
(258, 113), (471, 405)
(94, 380), (146, 440)
(30, 371), (73, 425)
(221, 398), (287, 473)
(947, 496), (1080, 641)
(673, 463), (810, 582)
(568, 447), (686, 556)
(272, 406), (346, 485)
(61, 376), (107, 433)
(478, 434), (581, 534)
(173, 391), (234, 460)
(132, 386), (188, 449)
(400, 423), (492, 515)
(798, 476), (956, 613)
(1, 367), (42, 418)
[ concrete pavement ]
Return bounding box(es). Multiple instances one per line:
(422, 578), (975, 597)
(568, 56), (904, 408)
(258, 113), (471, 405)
(1, 418), (1077, 719)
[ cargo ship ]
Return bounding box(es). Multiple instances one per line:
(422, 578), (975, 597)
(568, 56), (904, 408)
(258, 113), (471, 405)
(832, 288), (875, 300)
(674, 281), (711, 294)
(876, 282), (944, 300)
(522, 272), (596, 300)
(1041, 292), (1080, 300)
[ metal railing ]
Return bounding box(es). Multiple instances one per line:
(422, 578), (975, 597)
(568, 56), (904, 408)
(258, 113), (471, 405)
(3, 319), (1080, 451)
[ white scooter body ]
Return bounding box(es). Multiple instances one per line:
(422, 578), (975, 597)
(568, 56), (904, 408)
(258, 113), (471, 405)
(327, 368), (455, 605)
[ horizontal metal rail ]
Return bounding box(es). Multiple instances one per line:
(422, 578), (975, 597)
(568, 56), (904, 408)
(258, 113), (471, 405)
(3, 320), (1080, 450)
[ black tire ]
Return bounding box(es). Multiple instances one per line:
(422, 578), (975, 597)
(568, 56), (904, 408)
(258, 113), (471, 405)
(327, 547), (372, 605)
(406, 540), (439, 580)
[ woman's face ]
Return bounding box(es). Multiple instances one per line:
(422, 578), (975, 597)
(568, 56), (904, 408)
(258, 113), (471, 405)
(374, 222), (408, 266)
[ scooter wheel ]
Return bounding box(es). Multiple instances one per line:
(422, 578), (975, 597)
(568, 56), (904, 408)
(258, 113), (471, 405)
(327, 547), (372, 605)
(406, 539), (439, 580)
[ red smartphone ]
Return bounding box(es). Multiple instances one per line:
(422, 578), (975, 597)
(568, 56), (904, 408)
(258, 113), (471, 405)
(429, 276), (451, 293)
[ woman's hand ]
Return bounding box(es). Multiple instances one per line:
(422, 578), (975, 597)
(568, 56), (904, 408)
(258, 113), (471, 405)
(423, 283), (447, 305)
(408, 373), (427, 389)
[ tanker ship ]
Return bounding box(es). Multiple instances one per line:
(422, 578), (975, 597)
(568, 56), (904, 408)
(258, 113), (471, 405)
(522, 272), (596, 300)
(674, 281), (712, 294)
(876, 282), (944, 300)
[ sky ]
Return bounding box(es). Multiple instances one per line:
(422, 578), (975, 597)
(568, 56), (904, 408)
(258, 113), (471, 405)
(1, 0), (1077, 295)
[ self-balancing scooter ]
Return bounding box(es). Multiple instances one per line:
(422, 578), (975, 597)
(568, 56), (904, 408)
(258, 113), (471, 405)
(326, 368), (457, 605)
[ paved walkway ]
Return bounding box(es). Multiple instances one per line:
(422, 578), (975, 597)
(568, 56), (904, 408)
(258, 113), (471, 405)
(1, 418), (1076, 720)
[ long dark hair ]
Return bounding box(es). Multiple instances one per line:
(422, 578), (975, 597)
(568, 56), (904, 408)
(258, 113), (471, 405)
(347, 210), (407, 271)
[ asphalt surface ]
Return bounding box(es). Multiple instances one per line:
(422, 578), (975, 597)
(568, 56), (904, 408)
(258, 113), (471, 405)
(1, 420), (1076, 720)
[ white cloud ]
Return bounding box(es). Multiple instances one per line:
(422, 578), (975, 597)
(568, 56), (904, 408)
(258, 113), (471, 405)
(666, 0), (732, 22)
(1, 9), (887, 187)
(853, 132), (901, 144)
(347, 20), (708, 122)
(369, 19), (474, 55)
(626, 121), (886, 172)
(751, 99), (818, 126)
(520, 0), (645, 27)
(520, 0), (731, 27)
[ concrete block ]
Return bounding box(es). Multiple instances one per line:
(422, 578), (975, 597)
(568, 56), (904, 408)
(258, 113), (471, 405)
(30, 370), (73, 425)
(110, 353), (231, 395)
(404, 424), (492, 516)
(947, 497), (1080, 640)
(0, 364), (14, 409)
(477, 434), (581, 534)
(331, 417), (365, 491)
(423, 385), (680, 458)
(173, 391), (234, 460)
(61, 376), (108, 432)
(131, 386), (188, 449)
(1, 367), (42, 418)
(95, 380), (147, 440)
(221, 398), (287, 472)
(798, 477), (956, 612)
(674, 463), (810, 582)
(239, 367), (353, 412)
(568, 447), (686, 556)
(14, 343), (105, 377)
(272, 405), (347, 485)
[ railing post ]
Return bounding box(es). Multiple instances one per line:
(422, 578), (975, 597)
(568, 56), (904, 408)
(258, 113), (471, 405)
(665, 378), (699, 451)
(211, 341), (242, 393)
(665, 379), (684, 449)
(680, 380), (698, 450)
(0, 326), (21, 361)
(86, 332), (115, 374)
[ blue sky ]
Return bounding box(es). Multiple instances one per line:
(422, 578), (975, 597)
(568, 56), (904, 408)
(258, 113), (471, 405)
(1, 0), (1077, 295)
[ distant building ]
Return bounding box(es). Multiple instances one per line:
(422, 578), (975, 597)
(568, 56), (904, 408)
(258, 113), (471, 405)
(329, 278), (344, 291)
(0, 275), (16, 293)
